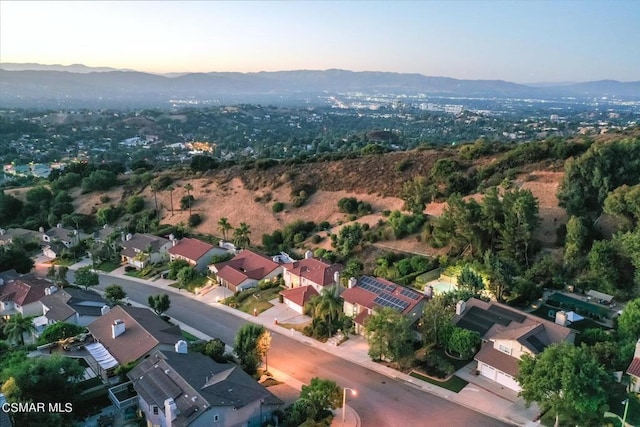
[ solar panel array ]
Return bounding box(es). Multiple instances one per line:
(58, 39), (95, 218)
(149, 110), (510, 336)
(374, 294), (409, 312)
(359, 276), (395, 294)
(524, 335), (547, 353)
(399, 287), (422, 300)
(455, 305), (515, 336)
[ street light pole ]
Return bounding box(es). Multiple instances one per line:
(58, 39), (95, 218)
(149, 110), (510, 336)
(622, 398), (629, 427)
(342, 387), (356, 425)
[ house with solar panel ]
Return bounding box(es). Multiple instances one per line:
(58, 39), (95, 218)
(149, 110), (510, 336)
(341, 276), (426, 335)
(453, 298), (575, 392)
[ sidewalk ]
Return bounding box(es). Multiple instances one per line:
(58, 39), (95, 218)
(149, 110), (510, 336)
(69, 259), (533, 426)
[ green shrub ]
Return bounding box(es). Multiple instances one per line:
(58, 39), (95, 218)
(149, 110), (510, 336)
(272, 202), (285, 213)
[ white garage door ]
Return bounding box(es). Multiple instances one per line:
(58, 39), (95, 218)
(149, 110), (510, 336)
(480, 363), (496, 380)
(496, 371), (521, 391)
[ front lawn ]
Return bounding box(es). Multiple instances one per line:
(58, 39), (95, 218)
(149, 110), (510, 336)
(181, 330), (201, 343)
(225, 285), (283, 315)
(169, 275), (208, 293)
(95, 261), (120, 272)
(409, 371), (468, 393)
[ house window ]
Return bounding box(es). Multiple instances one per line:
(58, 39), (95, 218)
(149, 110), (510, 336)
(498, 344), (511, 355)
(152, 405), (159, 415)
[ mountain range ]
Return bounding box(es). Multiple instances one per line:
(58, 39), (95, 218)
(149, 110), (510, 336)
(1, 63), (638, 109)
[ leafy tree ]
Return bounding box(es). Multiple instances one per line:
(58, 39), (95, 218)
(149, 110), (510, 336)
(190, 155), (218, 172)
(0, 245), (35, 274)
(341, 259), (363, 284)
(563, 216), (589, 270)
(256, 330), (272, 372)
(3, 314), (36, 345)
(82, 169), (118, 192)
(335, 223), (364, 256)
(74, 266), (99, 290)
(365, 307), (413, 364)
(446, 327), (480, 359)
(176, 266), (196, 290)
(188, 213), (202, 227)
(217, 217), (232, 241)
(125, 195), (145, 214)
(167, 259), (190, 279)
(400, 175), (431, 214)
(104, 284), (127, 304)
(420, 294), (454, 346)
(298, 377), (342, 421)
(499, 189), (539, 267)
(0, 191), (24, 226)
(483, 252), (517, 302)
(148, 293), (171, 316)
(0, 355), (84, 426)
(617, 297), (640, 340)
(37, 322), (85, 345)
(180, 194), (195, 212)
(518, 343), (612, 427)
(587, 239), (622, 295)
(603, 184), (640, 227)
(234, 323), (264, 375)
(457, 266), (483, 294)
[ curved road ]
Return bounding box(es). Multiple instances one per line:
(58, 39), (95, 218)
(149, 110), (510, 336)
(75, 271), (510, 427)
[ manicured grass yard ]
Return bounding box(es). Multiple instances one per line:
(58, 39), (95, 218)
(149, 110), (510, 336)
(227, 286), (282, 315)
(96, 261), (120, 272)
(181, 330), (201, 343)
(169, 275), (208, 293)
(409, 371), (468, 393)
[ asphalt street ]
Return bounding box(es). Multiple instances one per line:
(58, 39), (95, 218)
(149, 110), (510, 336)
(70, 270), (511, 427)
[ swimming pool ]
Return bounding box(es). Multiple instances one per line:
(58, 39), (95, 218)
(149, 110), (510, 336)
(428, 281), (457, 295)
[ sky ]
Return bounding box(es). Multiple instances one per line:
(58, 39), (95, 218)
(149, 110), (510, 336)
(1, 1), (639, 83)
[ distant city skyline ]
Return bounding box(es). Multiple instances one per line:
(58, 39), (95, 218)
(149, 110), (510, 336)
(1, 1), (639, 83)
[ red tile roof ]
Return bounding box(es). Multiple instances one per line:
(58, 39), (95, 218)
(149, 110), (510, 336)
(341, 287), (377, 309)
(627, 357), (640, 378)
(282, 258), (343, 288)
(216, 264), (250, 287)
(213, 249), (280, 285)
(168, 237), (213, 262)
(280, 285), (319, 307)
(354, 310), (370, 326)
(0, 274), (51, 306)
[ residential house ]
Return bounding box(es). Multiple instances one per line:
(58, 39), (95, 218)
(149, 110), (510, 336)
(93, 224), (119, 244)
(453, 298), (575, 392)
(281, 251), (343, 293)
(341, 276), (426, 335)
(0, 227), (40, 247)
(168, 236), (226, 272)
(42, 223), (81, 248)
(280, 285), (319, 315)
(626, 338), (640, 393)
(125, 349), (283, 427)
(40, 287), (109, 326)
(86, 305), (184, 375)
(0, 274), (54, 317)
(209, 249), (282, 292)
(120, 233), (171, 269)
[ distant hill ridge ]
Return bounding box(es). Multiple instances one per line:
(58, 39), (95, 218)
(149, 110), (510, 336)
(1, 63), (638, 108)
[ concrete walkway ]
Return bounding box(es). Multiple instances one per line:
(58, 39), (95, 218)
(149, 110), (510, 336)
(65, 259), (537, 427)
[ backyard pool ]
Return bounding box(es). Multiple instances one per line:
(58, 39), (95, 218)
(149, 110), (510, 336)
(428, 281), (457, 295)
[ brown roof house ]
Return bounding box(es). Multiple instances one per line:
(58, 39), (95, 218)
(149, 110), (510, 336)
(453, 298), (575, 392)
(86, 305), (184, 375)
(40, 287), (109, 327)
(0, 274), (54, 317)
(120, 233), (172, 270)
(41, 223), (87, 259)
(209, 249), (282, 293)
(341, 276), (426, 335)
(125, 349), (283, 427)
(168, 236), (227, 272)
(626, 338), (640, 393)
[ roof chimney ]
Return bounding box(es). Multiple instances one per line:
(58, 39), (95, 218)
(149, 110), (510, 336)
(424, 285), (433, 298)
(175, 340), (188, 354)
(348, 277), (357, 289)
(555, 310), (568, 326)
(333, 270), (340, 285)
(165, 398), (178, 425)
(101, 305), (110, 315)
(112, 319), (126, 339)
(45, 286), (58, 295)
(304, 250), (313, 259)
(455, 300), (466, 315)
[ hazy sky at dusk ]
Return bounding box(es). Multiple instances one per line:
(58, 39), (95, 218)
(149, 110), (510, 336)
(1, 1), (639, 83)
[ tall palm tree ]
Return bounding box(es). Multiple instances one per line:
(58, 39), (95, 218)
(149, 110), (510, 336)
(184, 183), (194, 216)
(218, 217), (232, 241)
(314, 286), (343, 336)
(166, 185), (175, 217)
(233, 222), (251, 249)
(4, 314), (36, 346)
(151, 180), (160, 217)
